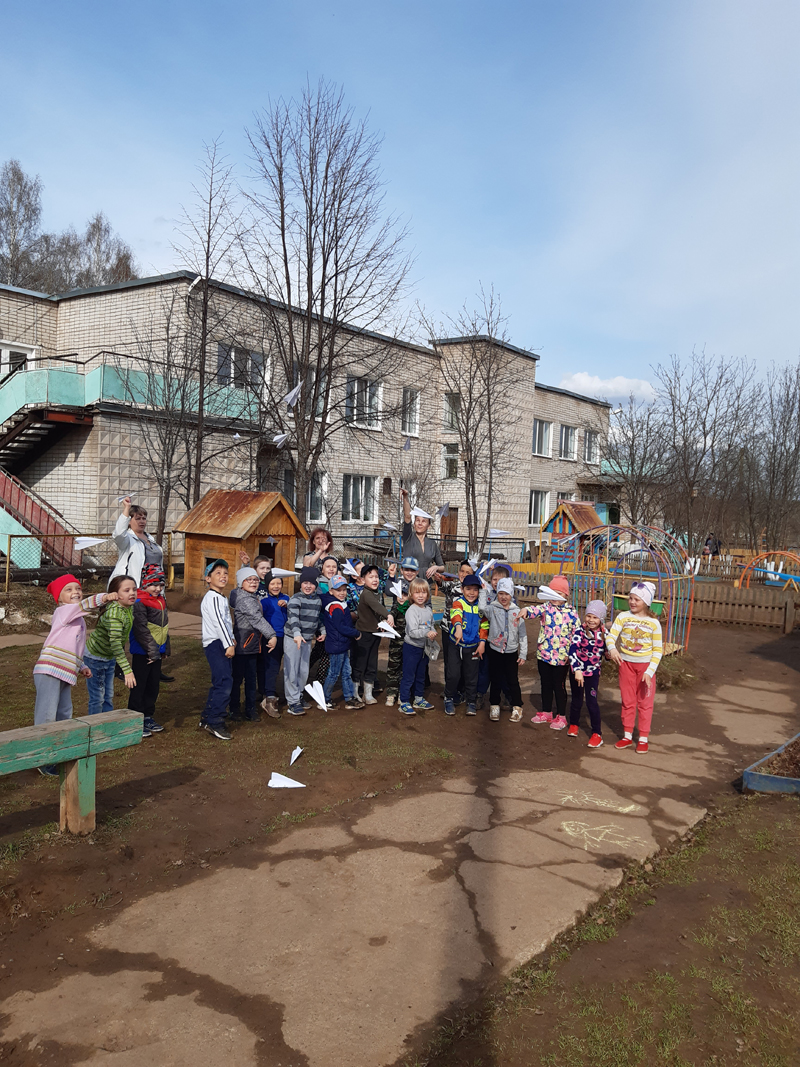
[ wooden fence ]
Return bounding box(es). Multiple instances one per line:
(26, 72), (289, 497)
(689, 582), (798, 632)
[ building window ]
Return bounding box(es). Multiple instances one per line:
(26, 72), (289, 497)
(443, 392), (460, 431)
(0, 343), (37, 379)
(401, 387), (420, 435)
(559, 424), (576, 460)
(442, 443), (459, 480)
(532, 419), (551, 457)
(583, 429), (599, 464)
(284, 469), (325, 522)
(557, 491), (576, 502)
(529, 490), (549, 525)
(217, 345), (263, 388)
(345, 377), (381, 428)
(342, 474), (377, 522)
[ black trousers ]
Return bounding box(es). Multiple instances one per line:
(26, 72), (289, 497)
(488, 647), (522, 706)
(230, 654), (259, 719)
(444, 640), (480, 702)
(537, 660), (569, 716)
(128, 654), (162, 720)
(352, 631), (380, 684)
(569, 670), (602, 734)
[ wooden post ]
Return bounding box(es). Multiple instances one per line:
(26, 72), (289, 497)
(60, 756), (97, 834)
(785, 597), (795, 635)
(4, 535), (10, 594)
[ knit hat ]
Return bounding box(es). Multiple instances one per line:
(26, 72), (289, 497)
(630, 581), (656, 606)
(298, 566), (319, 585)
(462, 574), (482, 588)
(204, 558), (228, 577)
(400, 556), (419, 572)
(140, 564), (166, 588)
(330, 575), (347, 590)
(586, 599), (607, 622)
(496, 577), (514, 595)
(48, 573), (80, 603)
(236, 566), (259, 586)
(550, 574), (570, 598)
(319, 555), (339, 571)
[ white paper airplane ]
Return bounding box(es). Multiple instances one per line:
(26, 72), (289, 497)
(342, 561), (359, 577)
(265, 536), (277, 545)
(268, 772), (306, 788)
(304, 680), (328, 711)
(389, 581), (403, 598)
(537, 584), (566, 602)
(283, 382), (302, 407)
(489, 529), (512, 537)
(290, 746), (303, 766)
(410, 506), (433, 520)
(514, 584), (526, 591)
(376, 619), (401, 639)
(273, 433), (289, 449)
(232, 432), (242, 441)
(117, 495), (131, 502)
(269, 567), (299, 577)
(382, 522), (397, 530)
(75, 536), (109, 551)
(436, 503), (450, 519)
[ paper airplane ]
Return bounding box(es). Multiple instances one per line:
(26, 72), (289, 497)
(382, 522), (397, 530)
(117, 495), (131, 502)
(410, 506), (433, 520)
(514, 584), (526, 591)
(342, 560), (360, 577)
(436, 503), (450, 519)
(489, 529), (512, 537)
(283, 382), (302, 407)
(232, 432), (242, 441)
(376, 619), (401, 639)
(265, 536), (277, 545)
(304, 681), (328, 711)
(75, 536), (108, 551)
(269, 567), (299, 577)
(290, 746), (303, 766)
(537, 584), (566, 602)
(389, 581), (403, 598)
(268, 772), (306, 789)
(273, 433), (289, 449)
(402, 437), (411, 451)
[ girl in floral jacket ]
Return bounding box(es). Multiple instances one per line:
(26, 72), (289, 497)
(567, 600), (608, 748)
(521, 575), (580, 729)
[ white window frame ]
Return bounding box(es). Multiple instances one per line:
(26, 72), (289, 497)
(216, 344), (264, 390)
(345, 376), (382, 430)
(342, 473), (378, 523)
(583, 429), (599, 464)
(557, 491), (577, 502)
(401, 387), (420, 436)
(558, 424), (577, 461)
(0, 342), (38, 379)
(442, 442), (459, 480)
(532, 419), (552, 457)
(529, 489), (549, 525)
(443, 392), (460, 432)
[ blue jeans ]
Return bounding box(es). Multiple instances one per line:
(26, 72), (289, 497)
(203, 640), (233, 725)
(323, 652), (355, 702)
(477, 649), (489, 695)
(84, 654), (116, 715)
(261, 641), (284, 698)
(399, 643), (427, 703)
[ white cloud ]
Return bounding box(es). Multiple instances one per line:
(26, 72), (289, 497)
(558, 372), (655, 403)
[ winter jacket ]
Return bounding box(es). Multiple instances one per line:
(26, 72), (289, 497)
(230, 587), (276, 655)
(449, 597), (489, 648)
(287, 591), (325, 640)
(261, 593), (288, 637)
(201, 590), (234, 649)
(323, 600), (361, 654)
(484, 600), (528, 660)
(130, 590), (171, 660)
(525, 603), (580, 666)
(356, 587), (390, 634)
(34, 593), (107, 685)
(85, 603), (134, 676)
(404, 604), (434, 648)
(439, 578), (463, 634)
(568, 624), (607, 674)
(109, 513), (163, 589)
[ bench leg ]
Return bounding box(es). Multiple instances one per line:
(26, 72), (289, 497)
(59, 756), (96, 835)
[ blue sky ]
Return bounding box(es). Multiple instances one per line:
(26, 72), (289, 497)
(3, 0), (799, 399)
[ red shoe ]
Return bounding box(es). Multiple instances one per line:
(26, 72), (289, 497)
(567, 724), (579, 737)
(587, 733), (603, 748)
(615, 737), (633, 749)
(636, 739), (649, 754)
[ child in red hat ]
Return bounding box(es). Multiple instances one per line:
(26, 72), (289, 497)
(32, 575), (118, 775)
(521, 574), (580, 729)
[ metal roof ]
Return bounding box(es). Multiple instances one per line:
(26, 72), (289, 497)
(432, 335), (540, 361)
(172, 490), (308, 540)
(534, 382), (612, 409)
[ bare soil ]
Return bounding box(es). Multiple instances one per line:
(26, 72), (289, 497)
(760, 734), (800, 779)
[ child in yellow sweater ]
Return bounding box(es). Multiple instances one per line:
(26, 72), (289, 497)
(605, 581), (662, 753)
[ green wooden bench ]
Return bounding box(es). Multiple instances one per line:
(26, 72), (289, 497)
(0, 711), (143, 835)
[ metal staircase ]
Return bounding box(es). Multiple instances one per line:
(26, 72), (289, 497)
(0, 466), (80, 567)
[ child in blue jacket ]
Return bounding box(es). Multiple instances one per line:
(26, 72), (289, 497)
(260, 571), (289, 717)
(322, 576), (363, 709)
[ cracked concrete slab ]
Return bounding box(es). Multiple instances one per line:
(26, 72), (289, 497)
(352, 790), (492, 842)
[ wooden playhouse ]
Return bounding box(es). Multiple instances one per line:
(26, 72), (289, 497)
(173, 490), (308, 597)
(541, 501), (603, 564)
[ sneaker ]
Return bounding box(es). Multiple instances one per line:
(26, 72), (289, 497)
(636, 739), (649, 754)
(344, 698), (364, 710)
(37, 765), (59, 777)
(476, 692), (486, 711)
(615, 737), (634, 749)
(489, 705), (500, 721)
(550, 715), (568, 731)
(413, 697), (434, 711)
(286, 704), (306, 717)
(444, 698), (455, 716)
(385, 691), (397, 707)
(142, 725), (153, 738)
(260, 696), (281, 719)
(454, 691), (465, 706)
(245, 712), (261, 722)
(531, 712), (553, 724)
(567, 724), (579, 738)
(510, 707), (523, 723)
(588, 733), (604, 748)
(399, 702), (416, 716)
(465, 703), (477, 716)
(301, 699), (313, 710)
(144, 717), (164, 733)
(203, 723), (232, 740)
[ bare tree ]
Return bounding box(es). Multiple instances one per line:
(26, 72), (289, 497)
(0, 159), (43, 287)
(602, 395), (669, 526)
(239, 79), (412, 526)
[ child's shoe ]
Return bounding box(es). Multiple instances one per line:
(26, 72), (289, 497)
(144, 717), (164, 733)
(489, 705), (500, 721)
(510, 707), (523, 722)
(301, 698), (313, 710)
(636, 739), (649, 754)
(567, 724), (579, 738)
(261, 696), (281, 719)
(413, 697), (434, 711)
(615, 736), (633, 749)
(202, 722), (232, 740)
(399, 702), (416, 716)
(286, 704), (306, 717)
(363, 683), (378, 705)
(465, 703), (477, 716)
(588, 733), (604, 748)
(385, 690), (397, 707)
(344, 697), (363, 709)
(454, 691), (465, 706)
(531, 711), (553, 724)
(549, 715), (568, 730)
(444, 697), (455, 716)
(476, 692), (486, 711)
(37, 765), (59, 777)
(142, 723), (153, 738)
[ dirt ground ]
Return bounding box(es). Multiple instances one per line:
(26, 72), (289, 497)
(0, 620), (798, 1065)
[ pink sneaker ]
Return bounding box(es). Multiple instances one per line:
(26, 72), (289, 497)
(531, 712), (553, 724)
(550, 715), (568, 731)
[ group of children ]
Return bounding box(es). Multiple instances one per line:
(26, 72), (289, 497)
(31, 547), (663, 756)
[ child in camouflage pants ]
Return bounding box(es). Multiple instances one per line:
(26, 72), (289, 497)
(385, 556), (419, 707)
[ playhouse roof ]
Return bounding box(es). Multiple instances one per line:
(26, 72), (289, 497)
(544, 501), (603, 533)
(173, 490), (308, 541)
